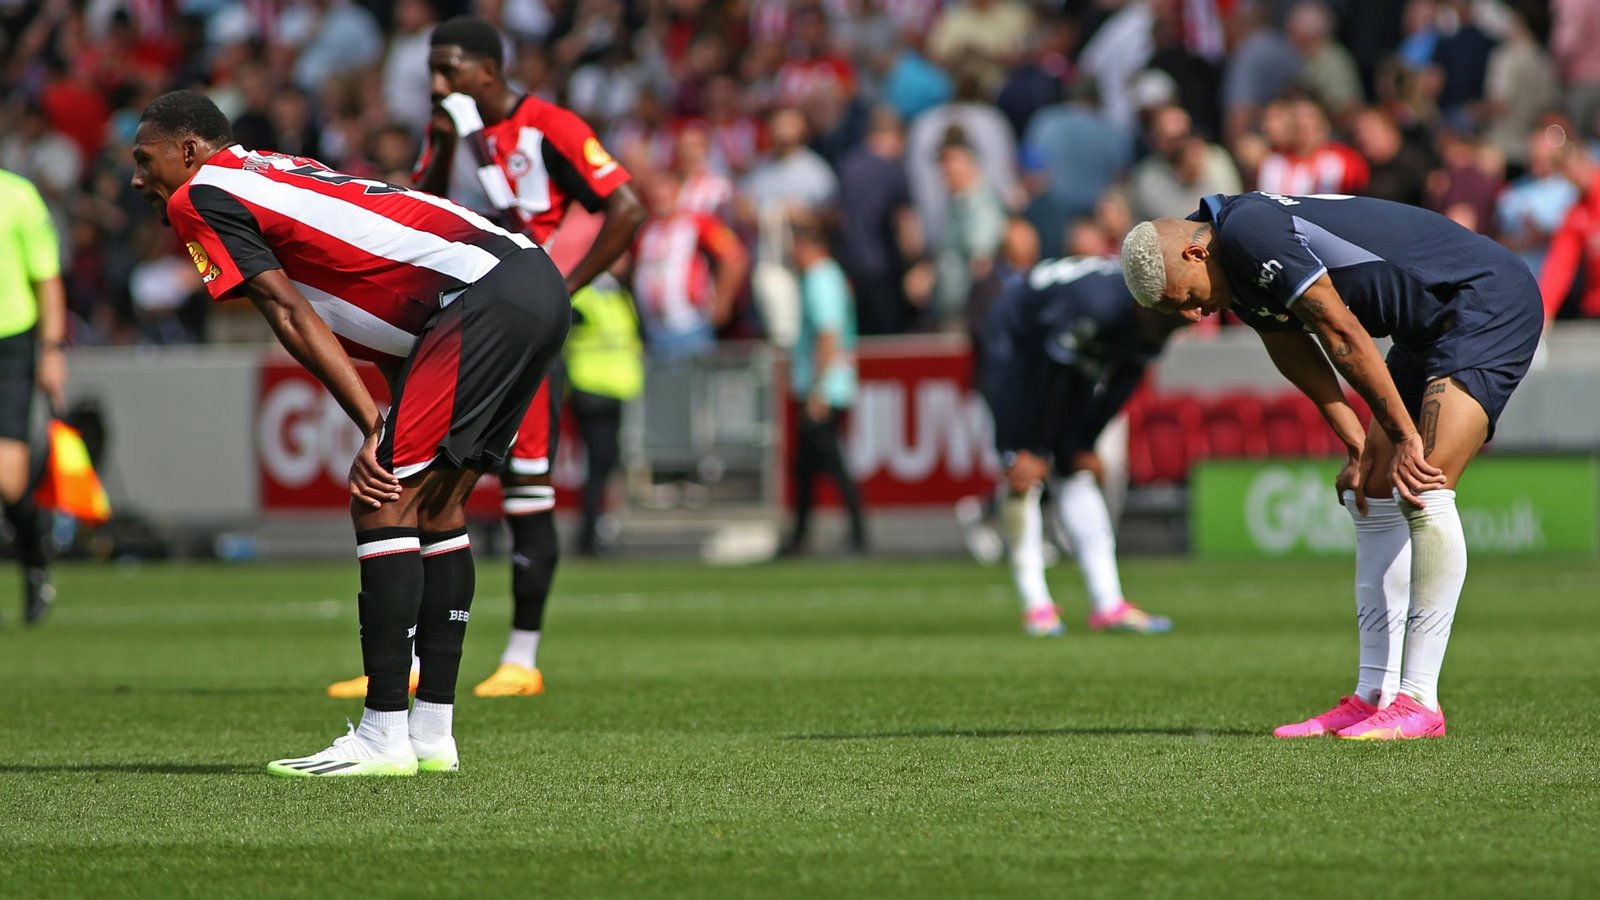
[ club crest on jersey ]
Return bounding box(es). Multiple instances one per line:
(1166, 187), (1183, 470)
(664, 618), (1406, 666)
(1252, 306), (1291, 322)
(583, 137), (617, 176)
(506, 150), (531, 176)
(185, 242), (222, 284)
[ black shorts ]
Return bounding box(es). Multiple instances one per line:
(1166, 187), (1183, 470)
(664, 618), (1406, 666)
(1387, 268), (1543, 438)
(0, 328), (36, 443)
(378, 249), (571, 478)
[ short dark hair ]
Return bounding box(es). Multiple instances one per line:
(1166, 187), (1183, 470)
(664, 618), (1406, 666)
(140, 90), (233, 146)
(431, 16), (504, 69)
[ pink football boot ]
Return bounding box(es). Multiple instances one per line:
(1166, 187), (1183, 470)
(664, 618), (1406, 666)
(1273, 695), (1379, 739)
(1337, 694), (1447, 740)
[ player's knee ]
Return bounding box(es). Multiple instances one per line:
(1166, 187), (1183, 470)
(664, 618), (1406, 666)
(1065, 452), (1104, 484)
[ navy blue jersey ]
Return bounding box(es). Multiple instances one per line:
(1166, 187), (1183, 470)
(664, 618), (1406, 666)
(989, 257), (1157, 377)
(982, 257), (1157, 458)
(1189, 192), (1526, 344)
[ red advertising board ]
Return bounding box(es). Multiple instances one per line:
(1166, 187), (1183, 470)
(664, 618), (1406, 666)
(785, 339), (1000, 508)
(256, 358), (582, 514)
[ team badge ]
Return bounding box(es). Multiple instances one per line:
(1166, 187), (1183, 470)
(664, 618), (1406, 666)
(507, 150), (530, 176)
(186, 242), (222, 284)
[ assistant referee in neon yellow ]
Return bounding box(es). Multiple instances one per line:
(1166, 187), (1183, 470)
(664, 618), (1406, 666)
(0, 167), (69, 625)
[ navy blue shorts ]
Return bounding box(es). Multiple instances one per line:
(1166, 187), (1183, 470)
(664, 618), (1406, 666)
(1386, 268), (1542, 438)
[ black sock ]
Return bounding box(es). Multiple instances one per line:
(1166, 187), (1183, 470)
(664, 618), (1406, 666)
(355, 527), (423, 713)
(415, 528), (475, 704)
(4, 496), (49, 570)
(506, 510), (559, 632)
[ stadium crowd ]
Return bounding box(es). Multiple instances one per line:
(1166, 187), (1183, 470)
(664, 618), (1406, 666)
(3, 0), (1600, 351)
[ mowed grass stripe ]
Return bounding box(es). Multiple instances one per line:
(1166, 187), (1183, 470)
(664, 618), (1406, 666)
(1, 557), (1596, 899)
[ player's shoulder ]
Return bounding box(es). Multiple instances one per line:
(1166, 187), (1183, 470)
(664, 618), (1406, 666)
(515, 96), (597, 138)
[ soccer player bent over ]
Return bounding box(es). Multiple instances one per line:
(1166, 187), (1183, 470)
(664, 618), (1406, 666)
(1122, 192), (1542, 740)
(132, 91), (569, 775)
(980, 256), (1184, 636)
(323, 16), (645, 701)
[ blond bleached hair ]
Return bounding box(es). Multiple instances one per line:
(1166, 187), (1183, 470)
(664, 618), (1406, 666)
(1121, 221), (1168, 309)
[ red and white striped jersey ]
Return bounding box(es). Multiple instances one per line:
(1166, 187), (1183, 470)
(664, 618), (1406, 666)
(632, 210), (741, 334)
(413, 95), (631, 243)
(166, 145), (535, 364)
(1256, 144), (1371, 197)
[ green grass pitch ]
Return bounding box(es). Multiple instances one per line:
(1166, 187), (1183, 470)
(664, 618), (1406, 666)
(2, 555), (1597, 899)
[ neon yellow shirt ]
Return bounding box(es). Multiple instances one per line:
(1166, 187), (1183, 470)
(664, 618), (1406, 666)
(0, 169), (60, 339)
(565, 278), (644, 400)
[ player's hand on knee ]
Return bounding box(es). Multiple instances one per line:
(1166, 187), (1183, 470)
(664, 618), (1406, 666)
(1336, 445), (1374, 516)
(349, 431), (402, 508)
(1389, 434), (1446, 507)
(1005, 451), (1049, 494)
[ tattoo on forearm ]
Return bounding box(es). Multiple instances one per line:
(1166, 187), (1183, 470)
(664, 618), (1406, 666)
(1302, 298), (1326, 316)
(1332, 342), (1352, 357)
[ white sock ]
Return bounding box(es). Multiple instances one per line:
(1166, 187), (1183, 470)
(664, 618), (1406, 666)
(1399, 489), (1466, 711)
(409, 699), (453, 743)
(1347, 491), (1410, 707)
(501, 628), (541, 669)
(1053, 471), (1124, 615)
(1001, 485), (1054, 612)
(356, 707), (410, 751)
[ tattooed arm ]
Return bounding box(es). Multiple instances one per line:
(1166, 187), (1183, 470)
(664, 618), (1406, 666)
(1287, 275), (1444, 505)
(1257, 329), (1367, 456)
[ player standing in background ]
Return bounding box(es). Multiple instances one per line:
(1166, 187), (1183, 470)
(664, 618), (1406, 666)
(132, 90), (570, 774)
(0, 168), (68, 626)
(1123, 192), (1543, 740)
(326, 16), (645, 700)
(981, 256), (1181, 637)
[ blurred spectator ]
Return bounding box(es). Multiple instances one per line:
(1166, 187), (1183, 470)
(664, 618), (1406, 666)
(381, 0), (439, 137)
(907, 71), (1019, 239)
(281, 0), (384, 91)
(564, 271), (643, 557)
(1147, 2), (1225, 140)
(781, 214), (866, 558)
(39, 58), (111, 166)
(1222, 1), (1302, 144)
(1256, 96), (1369, 195)
(700, 74), (762, 176)
(1076, 0), (1154, 134)
(927, 0), (1033, 97)
(1429, 0), (1495, 130)
(1396, 0), (1443, 71)
(266, 84), (322, 159)
(994, 17), (1070, 139)
(837, 105), (920, 336)
(1552, 0), (1600, 140)
(1022, 79), (1132, 244)
(674, 123), (734, 220)
(226, 60), (277, 153)
(632, 171), (748, 362)
(1285, 0), (1363, 125)
(1539, 140), (1600, 320)
(931, 130), (1007, 332)
(1425, 132), (1503, 234)
(127, 232), (203, 345)
(776, 4), (857, 109)
(1482, 9), (1560, 173)
(738, 107), (838, 224)
(877, 28), (953, 123)
(1128, 104), (1242, 222)
(1352, 106), (1433, 206)
(0, 103), (81, 255)
(1496, 120), (1580, 274)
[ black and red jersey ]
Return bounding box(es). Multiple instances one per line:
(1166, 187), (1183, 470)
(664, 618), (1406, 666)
(166, 145), (535, 365)
(413, 95), (631, 243)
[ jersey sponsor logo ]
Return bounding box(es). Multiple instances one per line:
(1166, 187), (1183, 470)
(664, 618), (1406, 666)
(185, 242), (222, 284)
(1256, 258), (1282, 288)
(582, 137), (618, 177)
